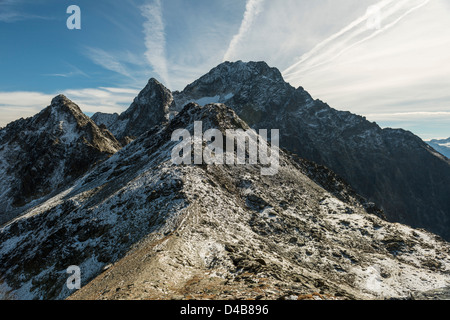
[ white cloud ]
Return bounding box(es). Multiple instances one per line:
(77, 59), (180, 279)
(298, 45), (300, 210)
(280, 0), (450, 139)
(0, 0), (53, 23)
(140, 0), (170, 87)
(63, 87), (138, 115)
(214, 0), (379, 70)
(223, 0), (265, 61)
(283, 0), (431, 79)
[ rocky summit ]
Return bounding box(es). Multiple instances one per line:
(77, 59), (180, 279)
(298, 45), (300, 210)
(1, 61), (450, 301)
(0, 95), (121, 225)
(171, 61), (450, 241)
(0, 102), (449, 301)
(92, 78), (173, 145)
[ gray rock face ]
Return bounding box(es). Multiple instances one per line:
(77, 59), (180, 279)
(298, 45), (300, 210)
(1, 62), (450, 301)
(91, 112), (119, 130)
(172, 61), (450, 241)
(1, 103), (449, 301)
(409, 287), (450, 300)
(0, 95), (121, 225)
(92, 78), (174, 145)
(427, 138), (450, 159)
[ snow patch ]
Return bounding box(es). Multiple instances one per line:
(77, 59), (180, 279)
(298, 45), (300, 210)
(194, 96), (221, 106)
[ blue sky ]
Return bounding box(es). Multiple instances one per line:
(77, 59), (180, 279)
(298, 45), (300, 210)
(1, 0), (449, 140)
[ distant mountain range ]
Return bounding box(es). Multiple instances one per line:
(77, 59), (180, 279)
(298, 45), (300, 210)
(1, 61), (450, 300)
(427, 138), (450, 159)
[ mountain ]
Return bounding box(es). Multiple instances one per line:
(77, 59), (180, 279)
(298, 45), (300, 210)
(0, 95), (121, 225)
(92, 78), (173, 145)
(427, 138), (450, 159)
(172, 61), (450, 241)
(1, 103), (449, 300)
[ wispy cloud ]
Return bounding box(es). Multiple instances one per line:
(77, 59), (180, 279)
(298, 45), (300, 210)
(0, 87), (139, 128)
(283, 0), (431, 78)
(366, 111), (450, 121)
(223, 0), (265, 61)
(140, 0), (170, 87)
(43, 64), (90, 78)
(84, 47), (135, 79)
(0, 91), (54, 127)
(280, 0), (450, 139)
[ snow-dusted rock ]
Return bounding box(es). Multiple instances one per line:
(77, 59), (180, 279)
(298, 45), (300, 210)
(1, 61), (450, 301)
(91, 78), (173, 145)
(0, 95), (121, 225)
(1, 103), (449, 301)
(172, 61), (450, 241)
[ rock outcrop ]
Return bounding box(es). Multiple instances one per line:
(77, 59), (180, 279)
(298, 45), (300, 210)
(0, 95), (121, 225)
(172, 61), (450, 240)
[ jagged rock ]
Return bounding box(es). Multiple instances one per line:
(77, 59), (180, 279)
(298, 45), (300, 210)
(1, 103), (449, 301)
(0, 95), (121, 225)
(91, 113), (119, 131)
(172, 61), (450, 241)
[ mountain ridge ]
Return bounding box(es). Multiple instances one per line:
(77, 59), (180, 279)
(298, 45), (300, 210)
(427, 138), (450, 159)
(0, 94), (121, 225)
(92, 78), (173, 145)
(168, 61), (450, 241)
(1, 61), (450, 300)
(1, 102), (449, 300)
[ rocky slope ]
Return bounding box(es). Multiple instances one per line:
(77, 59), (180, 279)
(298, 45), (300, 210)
(427, 138), (450, 159)
(1, 103), (449, 301)
(172, 61), (450, 241)
(0, 95), (121, 225)
(92, 78), (173, 145)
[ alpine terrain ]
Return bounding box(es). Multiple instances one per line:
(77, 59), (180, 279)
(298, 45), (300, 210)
(171, 61), (450, 241)
(92, 78), (173, 146)
(0, 61), (449, 301)
(0, 95), (121, 225)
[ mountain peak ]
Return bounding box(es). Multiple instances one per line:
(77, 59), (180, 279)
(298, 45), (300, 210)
(3, 92), (450, 300)
(92, 78), (174, 143)
(134, 77), (170, 101)
(172, 60), (450, 241)
(172, 61), (293, 114)
(169, 102), (250, 133)
(51, 94), (71, 105)
(147, 77), (164, 86)
(225, 60), (283, 78)
(50, 94), (81, 112)
(118, 79), (173, 137)
(183, 60), (286, 91)
(45, 94), (88, 126)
